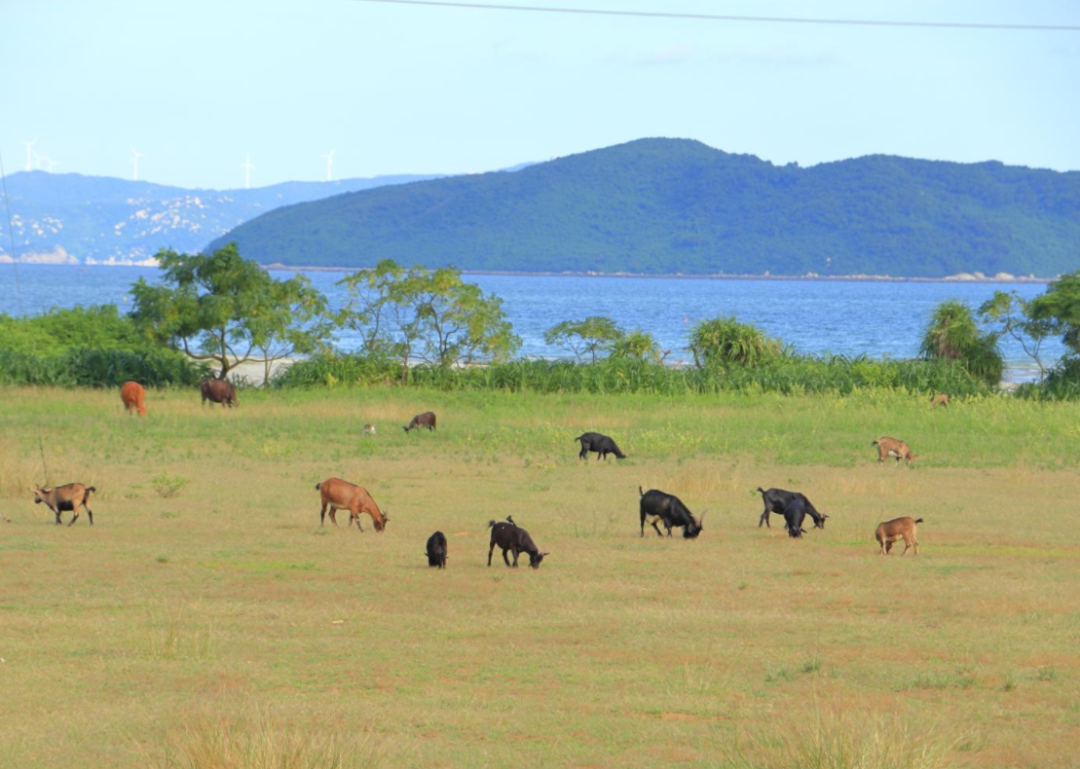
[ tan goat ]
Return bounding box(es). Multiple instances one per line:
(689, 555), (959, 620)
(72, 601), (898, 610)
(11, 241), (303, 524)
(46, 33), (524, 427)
(314, 478), (388, 532)
(32, 483), (97, 526)
(875, 516), (923, 555)
(930, 393), (949, 408)
(872, 437), (916, 466)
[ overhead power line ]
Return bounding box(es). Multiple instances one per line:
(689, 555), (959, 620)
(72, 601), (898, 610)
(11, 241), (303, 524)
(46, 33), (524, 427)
(348, 0), (1080, 32)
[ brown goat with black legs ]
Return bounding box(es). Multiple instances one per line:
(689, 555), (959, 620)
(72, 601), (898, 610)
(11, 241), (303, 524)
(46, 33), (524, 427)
(314, 478), (388, 532)
(875, 517), (923, 555)
(872, 437), (916, 466)
(32, 483), (97, 526)
(404, 412), (436, 432)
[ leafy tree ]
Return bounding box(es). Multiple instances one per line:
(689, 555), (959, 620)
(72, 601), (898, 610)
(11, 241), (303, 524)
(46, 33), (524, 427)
(688, 317), (782, 368)
(335, 259), (406, 353)
(919, 299), (1003, 385)
(544, 317), (624, 363)
(130, 243), (328, 380)
(978, 290), (1052, 382)
(611, 329), (668, 364)
(1027, 271), (1080, 357)
(334, 260), (519, 378)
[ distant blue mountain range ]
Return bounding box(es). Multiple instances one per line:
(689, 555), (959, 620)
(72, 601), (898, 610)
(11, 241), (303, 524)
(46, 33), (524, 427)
(0, 170), (445, 264)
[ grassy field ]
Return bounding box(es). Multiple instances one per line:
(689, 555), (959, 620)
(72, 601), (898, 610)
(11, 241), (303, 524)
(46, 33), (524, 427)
(1, 386), (1079, 768)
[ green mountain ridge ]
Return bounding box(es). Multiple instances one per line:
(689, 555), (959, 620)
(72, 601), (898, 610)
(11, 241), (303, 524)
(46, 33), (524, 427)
(210, 138), (1080, 278)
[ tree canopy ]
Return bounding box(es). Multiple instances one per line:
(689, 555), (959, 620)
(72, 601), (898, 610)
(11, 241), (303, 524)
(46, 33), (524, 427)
(130, 242), (327, 380)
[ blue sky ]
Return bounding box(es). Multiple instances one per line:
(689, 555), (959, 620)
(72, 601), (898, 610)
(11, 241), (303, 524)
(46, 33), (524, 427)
(3, 0), (1078, 188)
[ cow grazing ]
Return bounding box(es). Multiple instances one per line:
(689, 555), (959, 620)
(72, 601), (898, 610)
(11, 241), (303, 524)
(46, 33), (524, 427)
(875, 517), (923, 555)
(638, 487), (705, 539)
(930, 393), (949, 408)
(314, 478), (389, 532)
(487, 519), (549, 569)
(201, 378), (238, 408)
(426, 531), (448, 568)
(363, 423), (377, 436)
(404, 411), (437, 432)
(873, 437), (916, 466)
(576, 432), (626, 461)
(120, 381), (147, 416)
(756, 487), (828, 529)
(32, 483), (96, 526)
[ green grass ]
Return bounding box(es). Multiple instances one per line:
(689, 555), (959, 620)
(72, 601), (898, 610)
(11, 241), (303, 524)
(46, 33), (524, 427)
(1, 386), (1079, 768)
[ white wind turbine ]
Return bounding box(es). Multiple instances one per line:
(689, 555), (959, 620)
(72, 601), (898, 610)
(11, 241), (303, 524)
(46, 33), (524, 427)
(40, 157), (60, 173)
(240, 154), (255, 189)
(320, 149), (336, 182)
(23, 140), (37, 171)
(131, 147), (144, 181)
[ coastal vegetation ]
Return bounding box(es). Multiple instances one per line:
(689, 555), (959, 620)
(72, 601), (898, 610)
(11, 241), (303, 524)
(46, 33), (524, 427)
(3, 248), (1080, 398)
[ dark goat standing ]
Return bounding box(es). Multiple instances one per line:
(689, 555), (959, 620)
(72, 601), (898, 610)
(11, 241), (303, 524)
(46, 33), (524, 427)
(487, 520), (549, 569)
(782, 496), (809, 538)
(426, 531), (448, 568)
(201, 378), (237, 408)
(756, 487), (828, 529)
(638, 487), (705, 538)
(576, 432), (626, 461)
(404, 411), (437, 432)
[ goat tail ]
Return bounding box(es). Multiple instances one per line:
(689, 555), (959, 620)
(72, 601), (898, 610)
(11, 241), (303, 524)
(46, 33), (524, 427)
(87, 486), (97, 493)
(638, 485), (644, 498)
(756, 487), (765, 494)
(487, 519), (496, 529)
(871, 440), (880, 446)
(314, 483), (321, 491)
(914, 518), (925, 524)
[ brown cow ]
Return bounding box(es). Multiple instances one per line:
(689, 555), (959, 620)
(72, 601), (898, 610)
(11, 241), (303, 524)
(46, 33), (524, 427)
(120, 381), (147, 416)
(201, 378), (238, 408)
(872, 437), (916, 467)
(403, 411), (436, 432)
(875, 516), (923, 555)
(314, 478), (388, 532)
(930, 393), (949, 408)
(32, 483), (97, 526)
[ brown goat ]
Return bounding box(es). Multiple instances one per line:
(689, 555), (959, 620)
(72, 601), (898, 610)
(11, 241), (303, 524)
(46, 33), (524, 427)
(314, 478), (388, 532)
(403, 411), (436, 432)
(32, 483), (97, 526)
(875, 516), (923, 555)
(121, 381), (147, 416)
(872, 437), (916, 466)
(930, 393), (949, 408)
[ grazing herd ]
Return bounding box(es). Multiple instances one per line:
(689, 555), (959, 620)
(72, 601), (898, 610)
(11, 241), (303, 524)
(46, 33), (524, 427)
(31, 380), (933, 562)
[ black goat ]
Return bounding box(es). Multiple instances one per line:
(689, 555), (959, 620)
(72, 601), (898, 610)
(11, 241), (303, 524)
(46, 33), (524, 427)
(576, 432), (626, 461)
(756, 487), (828, 529)
(638, 487), (705, 539)
(425, 531), (448, 568)
(487, 519), (549, 569)
(783, 497), (809, 538)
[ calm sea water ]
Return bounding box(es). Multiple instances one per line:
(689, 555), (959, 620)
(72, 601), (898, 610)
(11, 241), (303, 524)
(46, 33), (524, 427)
(0, 264), (1058, 380)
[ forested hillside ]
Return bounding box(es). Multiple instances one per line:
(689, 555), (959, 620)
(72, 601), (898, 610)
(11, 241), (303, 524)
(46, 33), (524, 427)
(212, 138), (1080, 278)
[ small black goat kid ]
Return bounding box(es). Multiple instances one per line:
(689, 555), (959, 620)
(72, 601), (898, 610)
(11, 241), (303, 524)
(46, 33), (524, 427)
(425, 531), (448, 568)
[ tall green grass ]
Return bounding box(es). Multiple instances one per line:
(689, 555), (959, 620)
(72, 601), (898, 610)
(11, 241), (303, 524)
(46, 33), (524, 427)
(274, 353), (990, 397)
(0, 348), (209, 387)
